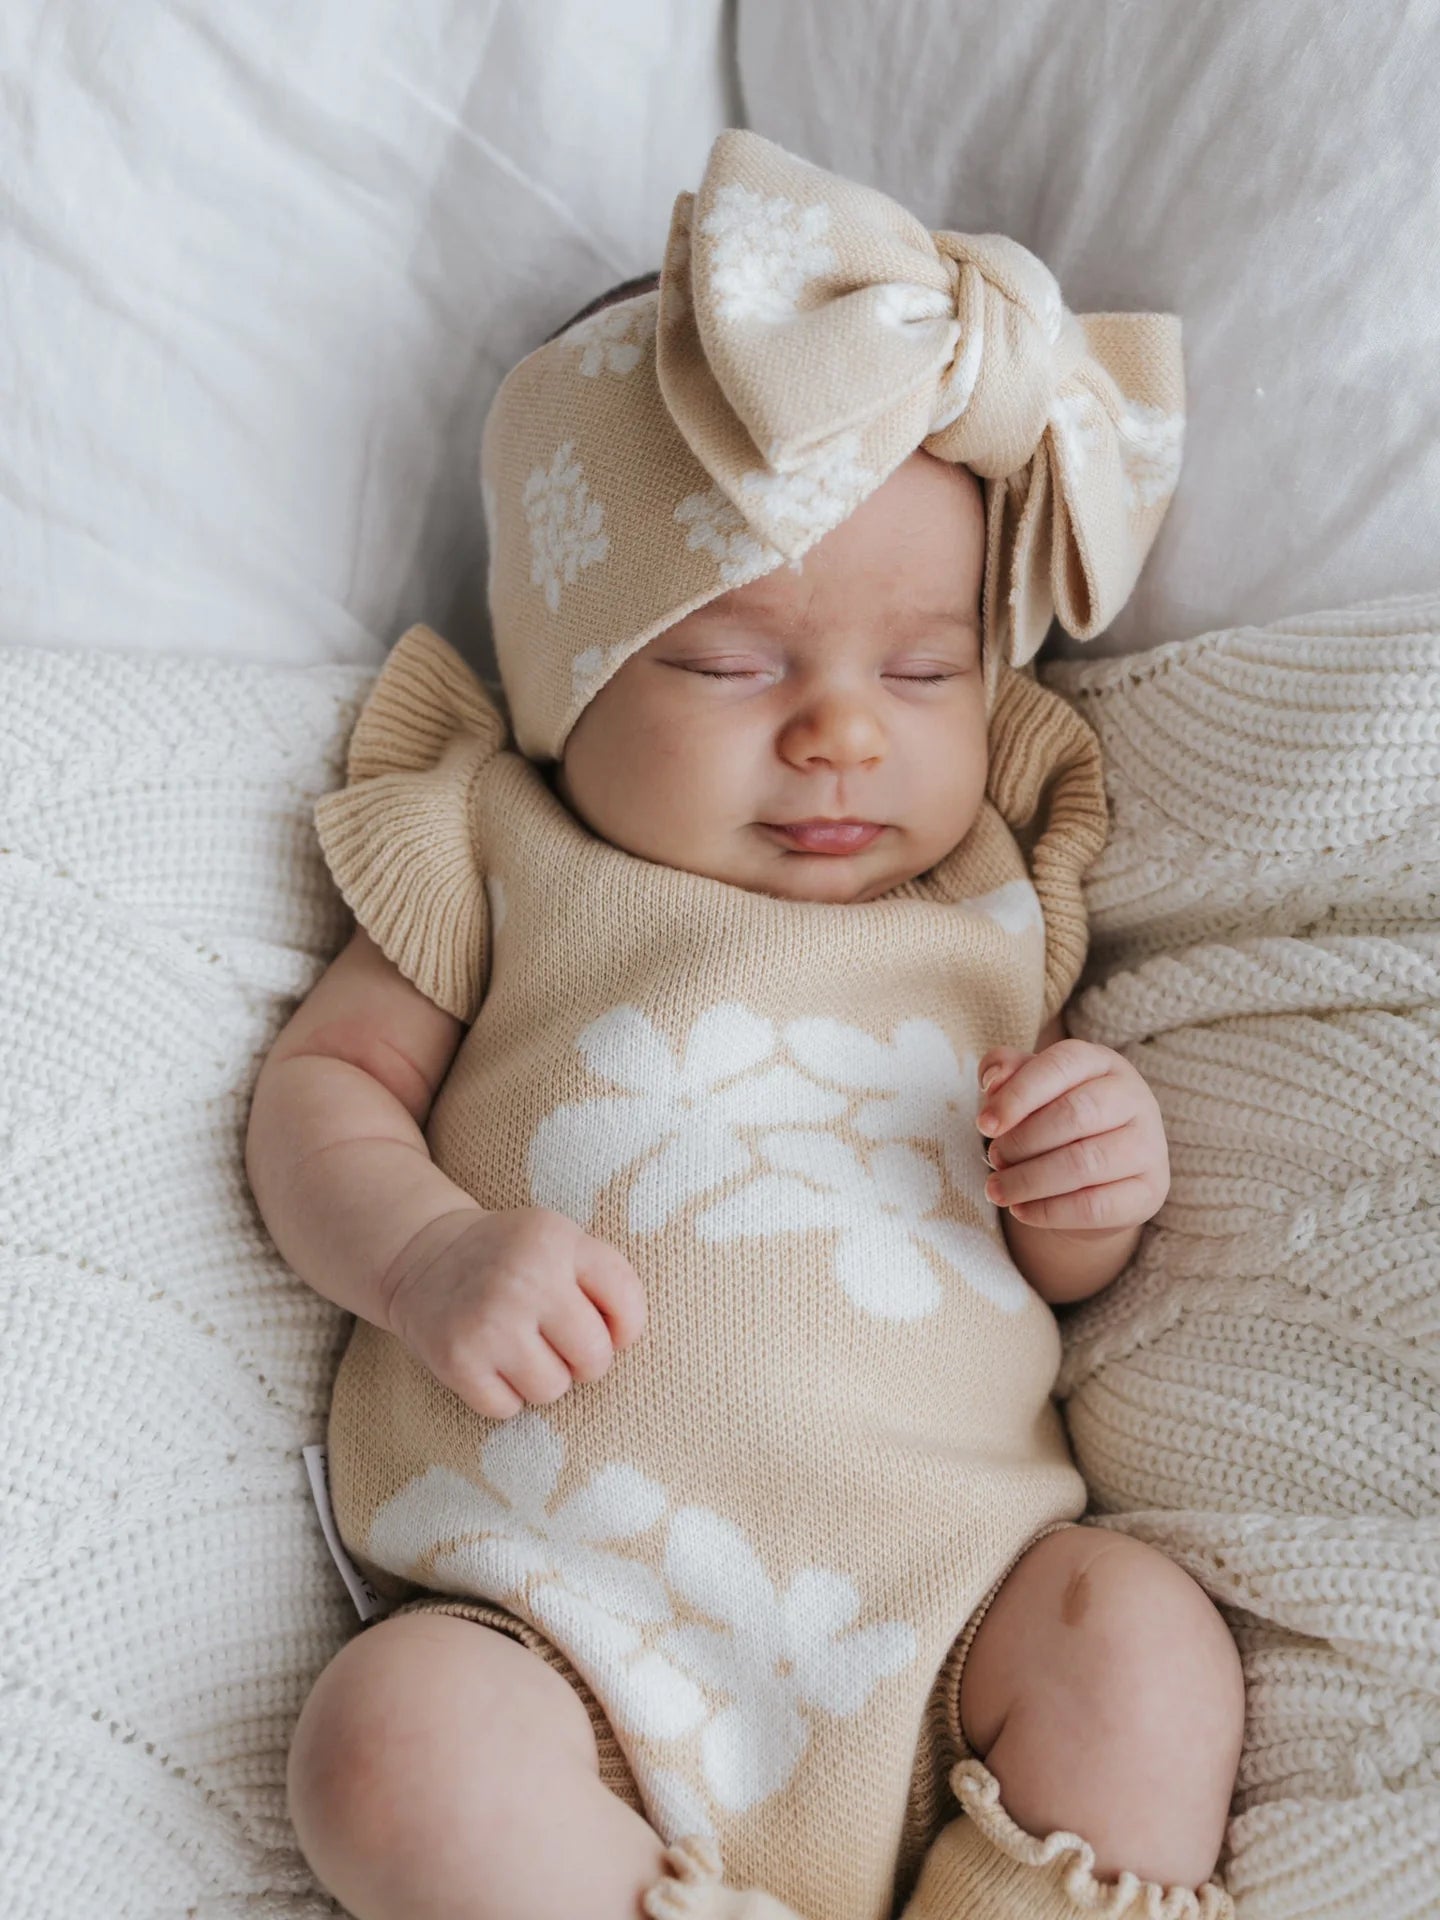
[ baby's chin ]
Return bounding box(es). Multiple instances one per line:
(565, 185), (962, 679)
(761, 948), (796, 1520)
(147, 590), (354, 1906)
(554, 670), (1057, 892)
(687, 831), (947, 905)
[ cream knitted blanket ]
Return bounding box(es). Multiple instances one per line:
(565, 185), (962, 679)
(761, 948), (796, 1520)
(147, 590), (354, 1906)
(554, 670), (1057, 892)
(0, 641), (372, 1920)
(1043, 592), (1440, 1920)
(0, 594), (1434, 1918)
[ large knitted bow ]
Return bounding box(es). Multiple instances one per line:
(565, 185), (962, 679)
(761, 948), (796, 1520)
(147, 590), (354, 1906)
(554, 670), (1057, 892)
(479, 129), (1183, 762)
(657, 130), (1185, 701)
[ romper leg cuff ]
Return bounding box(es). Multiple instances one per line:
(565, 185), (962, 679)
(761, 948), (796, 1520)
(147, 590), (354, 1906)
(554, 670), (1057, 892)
(895, 1758), (1236, 1920)
(640, 1835), (809, 1919)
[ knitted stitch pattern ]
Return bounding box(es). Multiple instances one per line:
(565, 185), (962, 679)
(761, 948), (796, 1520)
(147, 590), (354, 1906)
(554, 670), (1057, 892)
(1042, 591), (1440, 1920)
(309, 621), (1105, 1920)
(0, 640), (372, 1919)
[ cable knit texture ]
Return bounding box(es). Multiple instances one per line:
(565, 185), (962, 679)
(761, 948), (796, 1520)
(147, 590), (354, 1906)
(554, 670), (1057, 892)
(1045, 592), (1440, 1920)
(1, 589), (1434, 1918)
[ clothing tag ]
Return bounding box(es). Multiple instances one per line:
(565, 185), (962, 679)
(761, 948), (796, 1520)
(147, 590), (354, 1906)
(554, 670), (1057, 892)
(302, 1444), (390, 1622)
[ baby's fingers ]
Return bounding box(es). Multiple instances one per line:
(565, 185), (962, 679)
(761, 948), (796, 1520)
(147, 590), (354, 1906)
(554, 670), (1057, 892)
(501, 1329), (578, 1407)
(576, 1238), (648, 1350)
(976, 1040), (1109, 1140)
(542, 1289), (621, 1384)
(975, 1046), (1030, 1098)
(985, 1071), (1134, 1171)
(464, 1369), (526, 1423)
(986, 1122), (1143, 1211)
(1003, 1176), (1154, 1232)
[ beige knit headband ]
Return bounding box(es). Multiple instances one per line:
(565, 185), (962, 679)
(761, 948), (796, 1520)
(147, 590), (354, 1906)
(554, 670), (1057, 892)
(480, 129), (1184, 763)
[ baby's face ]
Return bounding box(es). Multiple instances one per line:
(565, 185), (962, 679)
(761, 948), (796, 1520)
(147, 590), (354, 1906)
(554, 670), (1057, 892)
(555, 451), (989, 904)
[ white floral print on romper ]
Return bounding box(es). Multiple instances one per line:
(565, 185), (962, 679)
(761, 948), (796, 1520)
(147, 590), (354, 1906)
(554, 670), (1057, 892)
(526, 1003), (848, 1235)
(364, 1412), (918, 1829)
(525, 998), (1033, 1320)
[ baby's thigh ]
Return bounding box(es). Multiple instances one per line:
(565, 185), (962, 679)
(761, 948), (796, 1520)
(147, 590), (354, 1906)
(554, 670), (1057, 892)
(286, 1612), (619, 1916)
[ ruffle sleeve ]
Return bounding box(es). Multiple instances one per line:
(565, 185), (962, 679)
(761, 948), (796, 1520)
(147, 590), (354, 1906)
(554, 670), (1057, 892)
(985, 666), (1110, 1025)
(314, 623), (508, 1024)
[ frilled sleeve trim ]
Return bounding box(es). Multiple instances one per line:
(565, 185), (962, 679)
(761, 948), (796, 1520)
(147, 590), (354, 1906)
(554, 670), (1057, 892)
(313, 624), (507, 1024)
(985, 666), (1110, 1024)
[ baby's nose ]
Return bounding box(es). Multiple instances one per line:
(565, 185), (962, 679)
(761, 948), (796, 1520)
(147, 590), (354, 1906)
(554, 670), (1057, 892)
(778, 689), (886, 768)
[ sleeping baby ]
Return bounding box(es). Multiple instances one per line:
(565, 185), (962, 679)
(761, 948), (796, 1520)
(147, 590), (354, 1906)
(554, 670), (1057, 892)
(247, 131), (1244, 1920)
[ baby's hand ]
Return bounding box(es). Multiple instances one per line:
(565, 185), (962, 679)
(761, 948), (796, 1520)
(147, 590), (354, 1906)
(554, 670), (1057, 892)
(973, 1038), (1170, 1233)
(380, 1207), (647, 1420)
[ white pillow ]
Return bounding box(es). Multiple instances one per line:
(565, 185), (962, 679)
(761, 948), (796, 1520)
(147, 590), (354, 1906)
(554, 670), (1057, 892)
(737, 3), (1440, 659)
(0, 0), (733, 669)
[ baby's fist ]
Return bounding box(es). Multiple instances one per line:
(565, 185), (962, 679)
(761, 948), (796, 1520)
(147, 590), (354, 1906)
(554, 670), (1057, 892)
(382, 1206), (647, 1420)
(975, 1037), (1170, 1233)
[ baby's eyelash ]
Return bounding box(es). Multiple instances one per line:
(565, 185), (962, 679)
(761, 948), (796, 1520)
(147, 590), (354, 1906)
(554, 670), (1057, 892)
(693, 669), (956, 683)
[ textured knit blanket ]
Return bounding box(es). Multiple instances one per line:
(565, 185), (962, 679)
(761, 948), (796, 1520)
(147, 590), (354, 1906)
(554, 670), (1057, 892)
(1044, 594), (1440, 1920)
(1, 594), (1435, 1919)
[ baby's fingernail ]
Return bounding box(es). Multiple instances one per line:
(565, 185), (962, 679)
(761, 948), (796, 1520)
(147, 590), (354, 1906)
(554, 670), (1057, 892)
(980, 1067), (1001, 1091)
(976, 1110), (997, 1132)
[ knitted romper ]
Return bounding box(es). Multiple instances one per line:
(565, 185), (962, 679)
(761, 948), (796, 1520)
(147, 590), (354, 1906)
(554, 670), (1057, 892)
(313, 622), (1108, 1920)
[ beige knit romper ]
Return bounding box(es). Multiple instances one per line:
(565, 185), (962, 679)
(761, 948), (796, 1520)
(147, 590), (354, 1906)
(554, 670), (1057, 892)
(313, 622), (1109, 1919)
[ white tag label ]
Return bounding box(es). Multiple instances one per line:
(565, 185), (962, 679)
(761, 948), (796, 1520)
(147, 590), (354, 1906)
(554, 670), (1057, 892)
(302, 1444), (390, 1623)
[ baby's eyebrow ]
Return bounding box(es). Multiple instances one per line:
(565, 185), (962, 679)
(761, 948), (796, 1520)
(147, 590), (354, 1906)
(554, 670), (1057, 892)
(883, 608), (979, 634)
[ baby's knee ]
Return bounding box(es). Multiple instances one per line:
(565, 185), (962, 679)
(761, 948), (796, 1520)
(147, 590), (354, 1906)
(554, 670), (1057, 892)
(287, 1613), (591, 1890)
(958, 1531), (1245, 1889)
(287, 1635), (397, 1888)
(965, 1528), (1245, 1764)
(1054, 1533), (1246, 1758)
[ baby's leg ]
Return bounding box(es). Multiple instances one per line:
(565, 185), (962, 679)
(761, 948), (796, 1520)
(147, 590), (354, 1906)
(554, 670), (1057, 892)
(955, 1525), (1246, 1888)
(287, 1611), (670, 1920)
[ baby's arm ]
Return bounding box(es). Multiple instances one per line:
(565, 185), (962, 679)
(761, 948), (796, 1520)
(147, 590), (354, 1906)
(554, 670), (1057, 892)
(246, 927), (646, 1419)
(244, 925), (481, 1333)
(980, 1009), (1168, 1308)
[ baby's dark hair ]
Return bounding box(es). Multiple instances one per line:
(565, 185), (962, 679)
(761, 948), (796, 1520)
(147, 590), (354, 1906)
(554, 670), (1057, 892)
(544, 271), (662, 345)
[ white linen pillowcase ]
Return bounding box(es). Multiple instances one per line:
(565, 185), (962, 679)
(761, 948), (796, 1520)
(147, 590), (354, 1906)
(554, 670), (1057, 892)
(0, 0), (733, 669)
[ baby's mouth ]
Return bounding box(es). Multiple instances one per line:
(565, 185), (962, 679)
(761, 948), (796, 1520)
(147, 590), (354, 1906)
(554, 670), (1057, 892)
(763, 819), (886, 854)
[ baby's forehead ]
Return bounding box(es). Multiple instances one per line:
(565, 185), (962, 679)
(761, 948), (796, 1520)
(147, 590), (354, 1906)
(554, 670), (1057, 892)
(687, 583), (983, 629)
(681, 583), (978, 638)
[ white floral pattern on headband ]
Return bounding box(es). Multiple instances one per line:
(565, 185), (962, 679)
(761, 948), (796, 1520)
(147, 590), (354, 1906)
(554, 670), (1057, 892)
(524, 442), (610, 612)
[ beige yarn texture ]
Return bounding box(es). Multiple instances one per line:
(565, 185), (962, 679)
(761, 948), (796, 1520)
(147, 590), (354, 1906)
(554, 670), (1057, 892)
(312, 621), (1109, 1919)
(481, 129), (1184, 762)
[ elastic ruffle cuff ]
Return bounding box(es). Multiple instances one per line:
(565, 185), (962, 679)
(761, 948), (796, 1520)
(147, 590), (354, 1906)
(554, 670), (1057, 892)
(641, 1833), (800, 1919)
(949, 1758), (1235, 1920)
